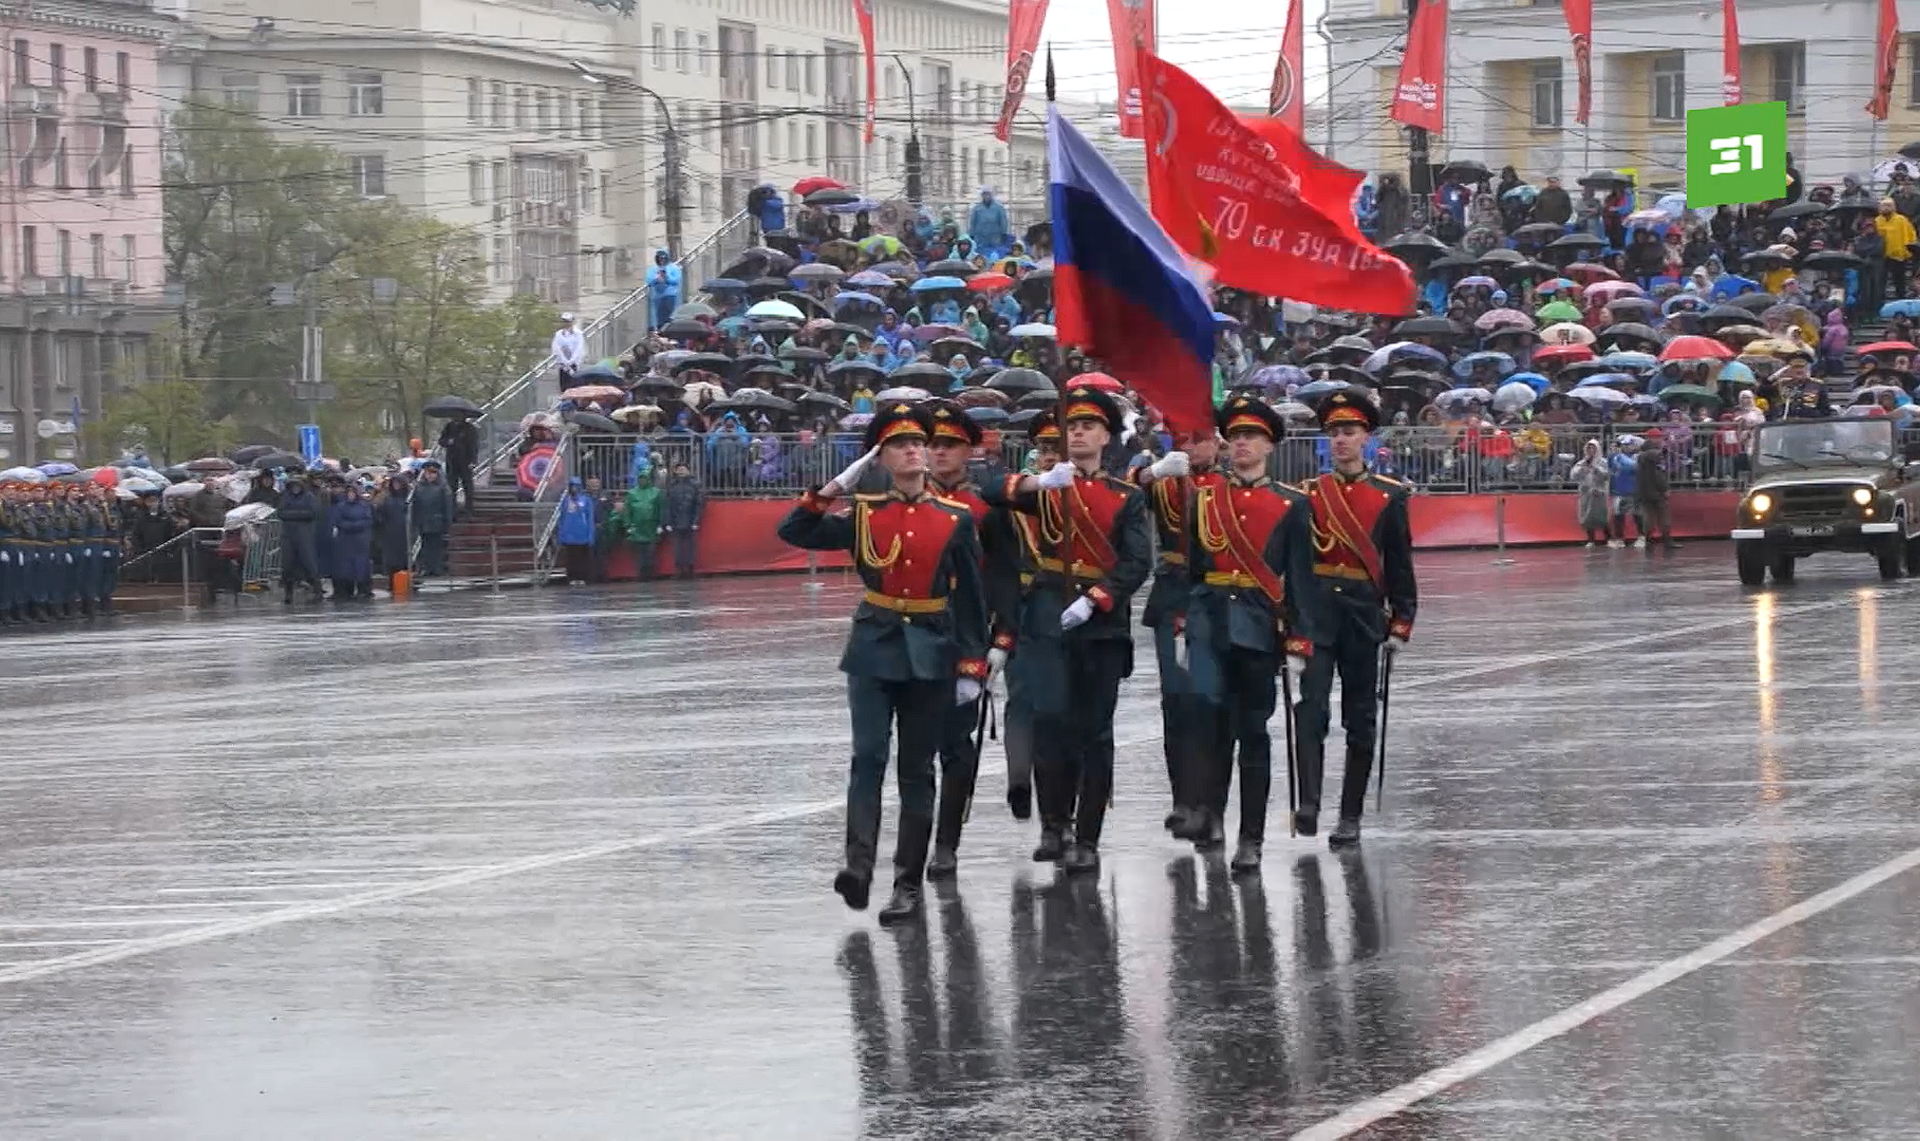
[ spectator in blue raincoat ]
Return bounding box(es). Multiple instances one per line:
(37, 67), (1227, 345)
(748, 183), (786, 237)
(556, 476), (599, 585)
(330, 484), (375, 599)
(1608, 436), (1642, 547)
(968, 189), (1010, 258)
(647, 249), (682, 331)
(930, 296), (961, 324)
(276, 477), (324, 602)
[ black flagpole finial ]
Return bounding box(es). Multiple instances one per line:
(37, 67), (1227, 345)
(1045, 45), (1056, 104)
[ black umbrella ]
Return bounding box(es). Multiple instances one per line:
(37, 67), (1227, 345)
(1900, 140), (1920, 161)
(629, 374), (683, 398)
(829, 321), (872, 341)
(986, 368), (1055, 396)
(1392, 316), (1463, 338)
(1426, 251), (1480, 272)
(1007, 408), (1045, 430)
(1703, 304), (1758, 326)
(763, 233), (803, 259)
(1512, 222), (1567, 243)
(251, 451), (304, 472)
(1439, 159), (1491, 183)
(924, 259), (977, 277)
(563, 410), (622, 433)
(1727, 292), (1778, 312)
(888, 361), (959, 384)
(710, 389), (799, 414)
(1578, 169), (1633, 189)
(780, 345), (831, 363)
(828, 359), (888, 382)
(1768, 200), (1827, 222)
(750, 318), (802, 339)
(1318, 313), (1361, 331)
(1382, 231), (1449, 260)
(1544, 233), (1605, 252)
(746, 276), (792, 295)
(1476, 248), (1526, 267)
(798, 391), (853, 414)
(423, 394), (483, 419)
(671, 352), (736, 375)
(1599, 322), (1662, 348)
(867, 261), (919, 280)
(804, 187), (861, 207)
(1312, 363), (1377, 387)
(731, 353), (780, 376)
(230, 444), (278, 464)
(700, 277), (747, 293)
(929, 336), (983, 360)
(718, 252), (773, 281)
(1016, 389), (1061, 410)
(1800, 249), (1865, 271)
(658, 318), (713, 340)
(1740, 249), (1792, 269)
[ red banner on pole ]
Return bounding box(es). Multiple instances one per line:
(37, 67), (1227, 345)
(1563, 0), (1592, 125)
(1269, 0), (1305, 135)
(1106, 0), (1156, 139)
(1391, 0), (1447, 133)
(1140, 52), (1415, 315)
(1722, 0), (1743, 105)
(853, 0), (877, 142)
(1869, 0), (1899, 119)
(994, 0), (1050, 142)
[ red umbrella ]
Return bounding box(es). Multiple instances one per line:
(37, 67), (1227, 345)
(1857, 340), (1919, 356)
(1066, 371), (1125, 393)
(516, 446), (558, 493)
(967, 272), (1015, 292)
(1532, 344), (1595, 366)
(1562, 262), (1620, 283)
(792, 176), (844, 197)
(1658, 335), (1735, 362)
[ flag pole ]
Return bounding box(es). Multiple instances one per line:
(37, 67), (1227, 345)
(1045, 44), (1055, 104)
(1404, 0), (1431, 230)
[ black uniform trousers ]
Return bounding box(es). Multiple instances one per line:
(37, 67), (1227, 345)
(1035, 635), (1130, 848)
(1294, 626), (1381, 820)
(1200, 646), (1280, 843)
(846, 675), (949, 886)
(934, 695), (983, 851)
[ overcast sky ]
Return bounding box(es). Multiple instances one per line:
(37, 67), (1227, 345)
(1038, 0), (1331, 109)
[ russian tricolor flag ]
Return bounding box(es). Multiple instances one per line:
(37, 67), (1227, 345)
(1048, 104), (1218, 436)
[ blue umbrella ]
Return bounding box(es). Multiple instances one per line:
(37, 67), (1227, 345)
(1663, 294), (1711, 316)
(847, 270), (894, 288)
(701, 277), (747, 293)
(1212, 311), (1240, 325)
(1500, 184), (1538, 204)
(1598, 351), (1658, 371)
(1362, 341), (1449, 374)
(716, 316), (750, 334)
(35, 461), (78, 476)
(1295, 379), (1353, 400)
(1707, 276), (1759, 301)
(832, 291), (884, 309)
(1507, 371), (1551, 395)
(1435, 387), (1494, 413)
(1451, 351), (1516, 379)
(965, 406), (1010, 425)
(1242, 364), (1309, 391)
(910, 276), (968, 292)
(1881, 299), (1920, 319)
(1575, 372), (1640, 389)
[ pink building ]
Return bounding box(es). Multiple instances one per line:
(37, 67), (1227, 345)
(0, 1), (172, 466)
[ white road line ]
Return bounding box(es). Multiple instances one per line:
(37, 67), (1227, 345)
(155, 882), (404, 894)
(0, 940), (119, 949)
(0, 919), (212, 929)
(0, 797), (841, 987)
(1291, 844), (1920, 1141)
(77, 902), (316, 911)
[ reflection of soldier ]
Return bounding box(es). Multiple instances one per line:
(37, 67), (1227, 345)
(1000, 411), (1062, 826)
(1010, 879), (1143, 1133)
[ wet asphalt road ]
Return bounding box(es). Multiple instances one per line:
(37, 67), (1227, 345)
(4, 544), (1920, 1138)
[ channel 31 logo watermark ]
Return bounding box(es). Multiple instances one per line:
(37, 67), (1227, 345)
(1686, 102), (1787, 208)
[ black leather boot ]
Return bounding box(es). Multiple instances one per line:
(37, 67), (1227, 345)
(879, 814), (933, 925)
(1329, 816), (1362, 847)
(1193, 809), (1226, 853)
(1295, 734), (1324, 837)
(1062, 841), (1100, 876)
(1032, 823), (1068, 863)
(1230, 839), (1262, 876)
(1006, 783), (1032, 820)
(834, 799), (882, 911)
(925, 844), (958, 880)
(877, 881), (923, 925)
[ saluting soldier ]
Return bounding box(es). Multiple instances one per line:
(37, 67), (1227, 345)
(1294, 391), (1418, 846)
(1130, 432), (1218, 835)
(985, 384), (1152, 874)
(777, 402), (991, 926)
(999, 410), (1063, 826)
(920, 398), (1021, 880)
(1179, 396), (1319, 872)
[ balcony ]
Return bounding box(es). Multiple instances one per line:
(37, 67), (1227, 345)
(9, 85), (62, 119)
(73, 90), (128, 126)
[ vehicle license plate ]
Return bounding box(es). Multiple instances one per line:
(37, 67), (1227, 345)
(1791, 524), (1834, 537)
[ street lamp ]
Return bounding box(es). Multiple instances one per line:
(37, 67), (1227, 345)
(570, 59), (683, 256)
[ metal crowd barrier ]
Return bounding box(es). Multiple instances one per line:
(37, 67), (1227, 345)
(562, 423), (1759, 498)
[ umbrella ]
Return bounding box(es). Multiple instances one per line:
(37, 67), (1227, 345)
(1452, 351), (1516, 379)
(967, 272), (1014, 292)
(905, 323), (962, 344)
(1069, 372), (1125, 393)
(1659, 384), (1723, 410)
(780, 345), (832, 363)
(667, 353), (734, 376)
(816, 238), (863, 265)
(250, 451), (304, 471)
(847, 269), (895, 289)
(792, 175), (845, 197)
(930, 336), (983, 359)
(1451, 275), (1500, 291)
(804, 187), (861, 207)
(1562, 262), (1620, 283)
(986, 368), (1055, 396)
(671, 301), (718, 321)
(746, 298), (807, 321)
(1532, 344), (1596, 367)
(1545, 233), (1606, 253)
(1761, 303), (1817, 336)
(700, 277), (747, 294)
(1295, 379), (1356, 402)
(563, 410), (622, 433)
(121, 477), (161, 494)
(874, 385), (935, 402)
(520, 411), (562, 431)
(910, 276), (968, 293)
(925, 259), (978, 277)
(839, 412), (875, 430)
(1435, 387), (1494, 413)
(1578, 169), (1633, 189)
(1477, 248), (1526, 267)
(609, 404), (664, 424)
(1573, 373), (1641, 389)
(1439, 159), (1491, 182)
(707, 390), (798, 415)
(1858, 340), (1920, 356)
(1534, 300), (1582, 323)
(1474, 308), (1535, 332)
(955, 387), (1010, 409)
(628, 373), (683, 399)
(161, 481), (204, 499)
(1492, 381), (1538, 413)
(832, 291), (885, 310)
(1568, 386), (1631, 406)
(230, 444), (278, 464)
(1583, 281), (1643, 303)
(1658, 335), (1735, 361)
(1605, 297), (1660, 317)
(682, 379), (727, 407)
(1362, 341), (1449, 374)
(1741, 249), (1793, 270)
(1242, 364), (1310, 391)
(1512, 222), (1567, 243)
(658, 318), (712, 340)
(1702, 303), (1758, 326)
(965, 406), (1010, 426)
(797, 391), (854, 415)
(1391, 316), (1462, 337)
(1746, 337), (1815, 360)
(1799, 249), (1865, 271)
(184, 457), (236, 474)
(1500, 184), (1538, 204)
(888, 362), (956, 384)
(1768, 200), (1827, 222)
(1382, 232), (1449, 260)
(559, 384), (625, 401)
(828, 359), (888, 381)
(1426, 252), (1480, 272)
(1881, 299), (1920, 319)
(1597, 350), (1659, 371)
(1713, 324), (1769, 346)
(745, 275), (793, 296)
(858, 235), (905, 258)
(867, 261), (918, 281)
(1310, 364), (1378, 388)
(789, 263), (845, 284)
(1009, 323), (1057, 339)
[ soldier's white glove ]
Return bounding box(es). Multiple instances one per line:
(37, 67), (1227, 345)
(986, 646), (1009, 684)
(1059, 595), (1095, 631)
(1385, 635), (1408, 656)
(955, 678), (983, 705)
(1284, 653), (1309, 690)
(1174, 634), (1189, 670)
(1148, 451), (1190, 480)
(823, 446), (880, 497)
(1035, 462), (1077, 491)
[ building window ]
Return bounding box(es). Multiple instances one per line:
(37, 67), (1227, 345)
(120, 146), (134, 194)
(675, 29), (690, 72)
(350, 154), (386, 198)
(469, 160), (486, 204)
(1769, 43), (1805, 114)
(535, 89), (551, 132)
(467, 77), (482, 122)
(786, 51), (800, 91)
(347, 71), (383, 116)
(88, 233), (104, 279)
(48, 44), (64, 88)
(12, 40), (27, 86)
(558, 94), (572, 136)
(885, 67), (896, 102)
(490, 81), (505, 125)
(56, 229), (71, 277)
(491, 234), (508, 282)
(1651, 54), (1685, 122)
(492, 159), (507, 201)
(766, 45), (779, 86)
(806, 122), (818, 163)
(115, 52), (129, 94)
(884, 135), (896, 172)
(652, 24), (667, 69)
(578, 96), (593, 139)
(513, 87), (528, 127)
(787, 121), (798, 159)
(697, 33), (712, 75)
(579, 170), (594, 214)
(805, 53), (817, 95)
(699, 178), (714, 220)
(221, 72), (259, 111)
(53, 140), (68, 190)
(82, 48), (97, 92)
(597, 99), (609, 140)
(121, 235), (135, 283)
(768, 119), (780, 158)
(287, 73), (322, 118)
(19, 226), (36, 278)
(599, 173), (609, 213)
(1531, 61), (1563, 128)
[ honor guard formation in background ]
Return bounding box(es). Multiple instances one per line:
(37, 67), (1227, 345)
(0, 479), (123, 624)
(780, 386), (1417, 925)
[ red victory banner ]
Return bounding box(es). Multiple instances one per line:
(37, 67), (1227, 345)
(1391, 0), (1447, 133)
(1868, 0), (1899, 119)
(1107, 0), (1156, 139)
(1722, 0), (1742, 105)
(1140, 51), (1415, 314)
(853, 0), (877, 141)
(1269, 0), (1305, 134)
(995, 0), (1050, 142)
(1563, 0), (1593, 125)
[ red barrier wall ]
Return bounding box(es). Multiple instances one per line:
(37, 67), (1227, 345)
(602, 491), (1742, 580)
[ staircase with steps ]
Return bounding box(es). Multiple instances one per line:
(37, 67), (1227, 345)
(448, 486), (542, 579)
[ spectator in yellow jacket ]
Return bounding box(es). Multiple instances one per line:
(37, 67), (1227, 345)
(1875, 198), (1916, 301)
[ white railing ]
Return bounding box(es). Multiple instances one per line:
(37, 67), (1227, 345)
(529, 430), (575, 583)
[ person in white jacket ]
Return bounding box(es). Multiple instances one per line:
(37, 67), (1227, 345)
(551, 313), (586, 386)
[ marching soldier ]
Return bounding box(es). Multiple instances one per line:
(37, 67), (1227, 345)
(1130, 432), (1217, 836)
(777, 402), (991, 925)
(96, 482), (123, 615)
(0, 482), (16, 625)
(16, 484), (47, 622)
(1000, 410), (1063, 826)
(1179, 396), (1319, 872)
(1294, 391), (1418, 846)
(985, 384), (1152, 874)
(920, 398), (1021, 880)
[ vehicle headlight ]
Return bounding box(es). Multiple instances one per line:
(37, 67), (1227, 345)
(1749, 493), (1772, 515)
(1853, 487), (1874, 506)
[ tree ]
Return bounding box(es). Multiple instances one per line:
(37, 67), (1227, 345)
(85, 377), (238, 467)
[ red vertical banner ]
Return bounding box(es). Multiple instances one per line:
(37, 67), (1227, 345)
(994, 0), (1051, 142)
(1106, 0), (1156, 139)
(1563, 0), (1592, 125)
(1869, 0), (1900, 119)
(1721, 0), (1742, 105)
(1269, 0), (1305, 134)
(1390, 0), (1447, 133)
(853, 0), (877, 142)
